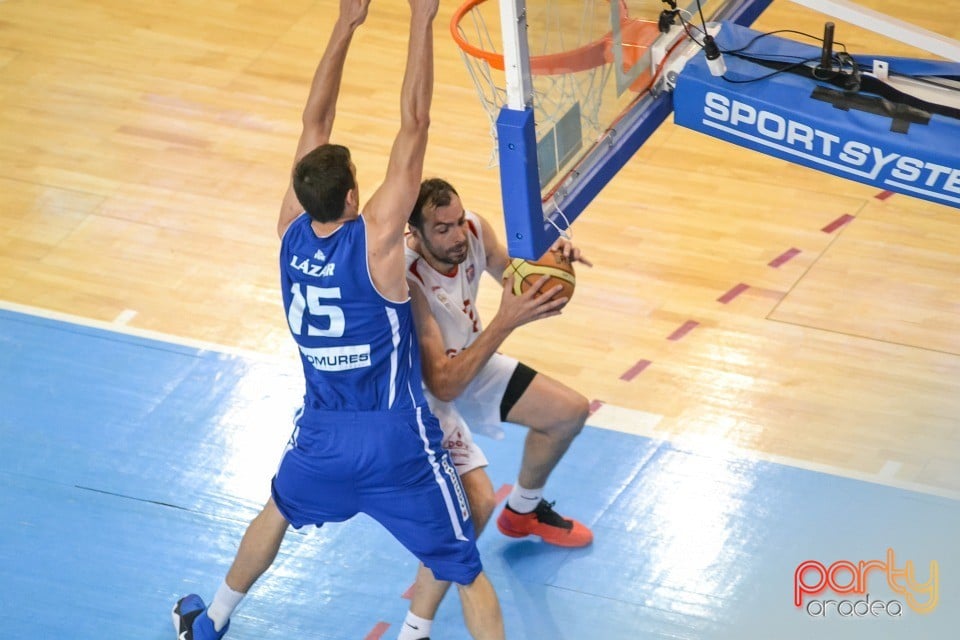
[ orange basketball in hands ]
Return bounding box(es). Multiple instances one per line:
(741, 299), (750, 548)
(504, 248), (576, 303)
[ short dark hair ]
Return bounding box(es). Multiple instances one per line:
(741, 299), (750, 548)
(292, 144), (355, 223)
(409, 178), (459, 229)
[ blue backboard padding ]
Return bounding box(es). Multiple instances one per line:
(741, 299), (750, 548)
(674, 22), (960, 209)
(498, 107), (545, 257)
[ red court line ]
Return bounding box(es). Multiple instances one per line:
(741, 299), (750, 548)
(619, 359), (651, 381)
(588, 399), (604, 415)
(769, 247), (801, 268)
(876, 190), (895, 200)
(821, 214), (854, 233)
(717, 283), (749, 304)
(494, 483), (513, 504)
(364, 622), (391, 639)
(667, 321), (699, 341)
(401, 583), (415, 600)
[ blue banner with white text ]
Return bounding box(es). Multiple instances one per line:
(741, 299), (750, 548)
(674, 22), (960, 209)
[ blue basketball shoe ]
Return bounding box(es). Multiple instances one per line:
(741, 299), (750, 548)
(172, 594), (229, 640)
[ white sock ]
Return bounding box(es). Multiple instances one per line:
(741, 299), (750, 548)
(507, 483), (544, 514)
(206, 581), (245, 632)
(397, 611), (432, 640)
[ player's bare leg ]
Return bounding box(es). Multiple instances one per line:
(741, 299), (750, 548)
(173, 498), (290, 638)
(400, 469), (496, 639)
(223, 498), (290, 593)
(457, 571), (505, 640)
(497, 373), (593, 547)
(507, 373), (588, 487)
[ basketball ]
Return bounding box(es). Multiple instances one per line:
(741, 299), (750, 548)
(505, 248), (576, 304)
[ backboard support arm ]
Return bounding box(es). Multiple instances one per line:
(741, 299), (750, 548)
(788, 0), (960, 61)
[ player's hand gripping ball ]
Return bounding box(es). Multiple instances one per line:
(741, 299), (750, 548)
(505, 248), (576, 305)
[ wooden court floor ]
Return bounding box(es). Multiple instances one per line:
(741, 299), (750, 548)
(1, 0), (958, 499)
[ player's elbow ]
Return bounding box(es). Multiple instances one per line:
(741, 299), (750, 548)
(420, 367), (455, 403)
(429, 381), (459, 403)
(434, 390), (458, 403)
(300, 111), (334, 141)
(427, 373), (461, 403)
(401, 105), (430, 135)
(416, 110), (430, 130)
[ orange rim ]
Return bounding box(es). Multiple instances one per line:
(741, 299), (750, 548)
(450, 0), (613, 75)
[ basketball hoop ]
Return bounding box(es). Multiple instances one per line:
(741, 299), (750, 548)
(452, 0), (613, 75)
(451, 0), (660, 168)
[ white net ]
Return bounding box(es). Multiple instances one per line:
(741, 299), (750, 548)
(452, 0), (663, 194)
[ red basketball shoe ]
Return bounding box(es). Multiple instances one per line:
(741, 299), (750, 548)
(496, 499), (593, 547)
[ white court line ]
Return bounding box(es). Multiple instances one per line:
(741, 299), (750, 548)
(877, 460), (903, 479)
(590, 405), (960, 502)
(0, 299), (287, 364)
(590, 403), (663, 439)
(3, 299), (958, 502)
(113, 308), (137, 325)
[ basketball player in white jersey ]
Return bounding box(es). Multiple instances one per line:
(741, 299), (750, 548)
(172, 4), (504, 640)
(396, 177), (592, 640)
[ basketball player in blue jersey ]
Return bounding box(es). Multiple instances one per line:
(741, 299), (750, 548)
(397, 178), (592, 640)
(171, 2), (503, 639)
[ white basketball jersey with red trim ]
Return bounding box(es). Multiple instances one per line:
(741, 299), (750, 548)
(406, 212), (487, 356)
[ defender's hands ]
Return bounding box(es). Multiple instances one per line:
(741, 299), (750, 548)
(493, 274), (568, 330)
(551, 238), (593, 268)
(340, 0), (371, 28)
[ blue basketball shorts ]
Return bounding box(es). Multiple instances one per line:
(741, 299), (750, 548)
(271, 407), (481, 585)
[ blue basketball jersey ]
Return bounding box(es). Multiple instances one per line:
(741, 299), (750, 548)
(280, 213), (428, 414)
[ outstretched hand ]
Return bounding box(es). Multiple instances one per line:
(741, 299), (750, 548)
(551, 237), (593, 268)
(493, 274), (568, 330)
(340, 0), (371, 28)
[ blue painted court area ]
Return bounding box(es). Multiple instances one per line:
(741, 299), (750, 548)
(0, 307), (957, 639)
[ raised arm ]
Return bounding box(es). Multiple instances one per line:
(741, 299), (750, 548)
(478, 214), (511, 280)
(277, 0), (371, 238)
(363, 0), (439, 294)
